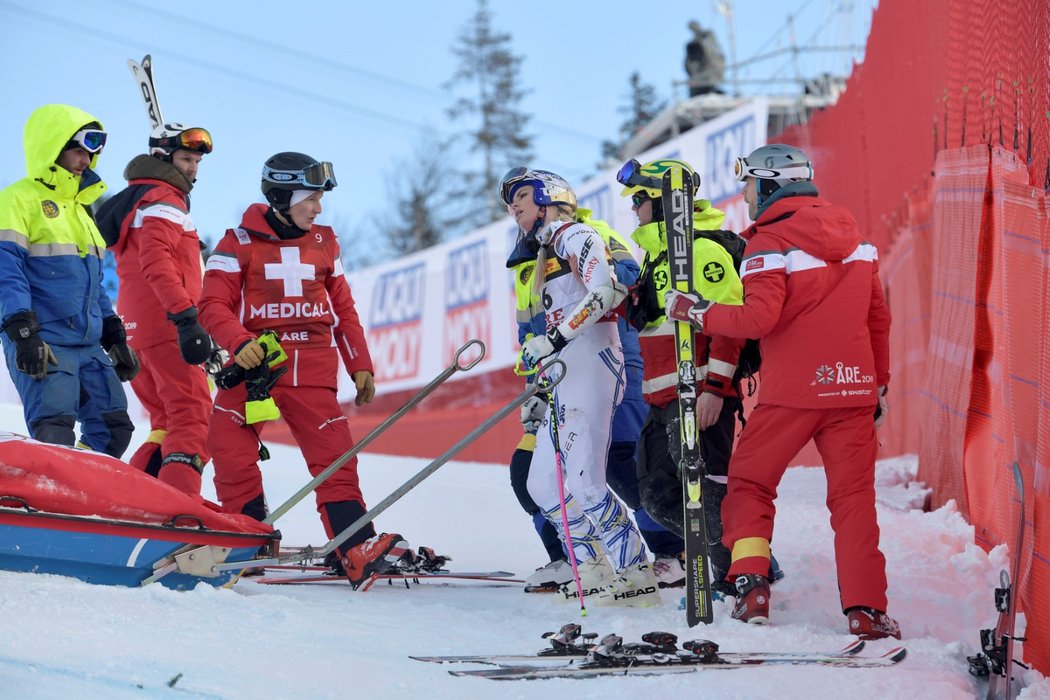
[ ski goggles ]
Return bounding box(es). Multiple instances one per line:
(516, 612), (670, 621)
(630, 192), (650, 208)
(733, 157), (813, 182)
(498, 166), (533, 206)
(65, 128), (107, 154)
(153, 127), (214, 155)
(262, 160), (337, 190)
(616, 158), (701, 193)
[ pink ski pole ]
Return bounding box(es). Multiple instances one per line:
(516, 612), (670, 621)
(540, 367), (587, 616)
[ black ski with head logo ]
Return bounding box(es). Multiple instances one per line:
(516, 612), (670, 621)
(662, 166), (712, 626)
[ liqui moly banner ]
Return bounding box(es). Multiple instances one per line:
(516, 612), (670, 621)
(334, 100), (767, 399)
(443, 239), (491, 363)
(368, 262), (426, 383)
(342, 222), (515, 400)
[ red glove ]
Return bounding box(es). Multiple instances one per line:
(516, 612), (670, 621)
(665, 289), (713, 331)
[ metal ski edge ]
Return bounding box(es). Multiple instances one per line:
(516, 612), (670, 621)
(448, 647), (907, 679)
(411, 639), (866, 665)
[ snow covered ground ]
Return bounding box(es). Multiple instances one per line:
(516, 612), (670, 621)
(1, 403), (1047, 699)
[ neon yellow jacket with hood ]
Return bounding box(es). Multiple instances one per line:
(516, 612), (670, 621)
(0, 104), (114, 345)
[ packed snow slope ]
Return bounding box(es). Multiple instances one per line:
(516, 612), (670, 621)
(0, 405), (1046, 699)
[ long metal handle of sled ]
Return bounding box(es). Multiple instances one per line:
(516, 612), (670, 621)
(142, 339), (485, 586)
(262, 338), (486, 527)
(315, 358), (566, 561)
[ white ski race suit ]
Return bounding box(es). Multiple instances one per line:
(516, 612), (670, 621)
(526, 221), (648, 572)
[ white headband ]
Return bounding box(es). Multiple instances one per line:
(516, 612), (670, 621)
(289, 189), (315, 208)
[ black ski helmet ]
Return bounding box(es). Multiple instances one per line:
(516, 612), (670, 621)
(261, 152), (337, 211)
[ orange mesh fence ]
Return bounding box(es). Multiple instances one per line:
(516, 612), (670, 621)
(990, 148), (1049, 673)
(878, 188), (932, 459)
(774, 0), (1049, 674)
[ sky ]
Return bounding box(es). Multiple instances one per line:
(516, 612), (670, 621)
(0, 0), (876, 262)
(2, 398), (1047, 697)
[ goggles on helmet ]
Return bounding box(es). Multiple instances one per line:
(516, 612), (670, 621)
(498, 166), (532, 206)
(733, 156), (813, 182)
(617, 158), (700, 194)
(262, 160), (337, 190)
(66, 128), (107, 154)
(153, 127), (214, 155)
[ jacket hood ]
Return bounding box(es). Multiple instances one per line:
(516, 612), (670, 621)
(125, 154), (193, 194)
(23, 104), (107, 203)
(631, 199), (726, 255)
(753, 195), (861, 262)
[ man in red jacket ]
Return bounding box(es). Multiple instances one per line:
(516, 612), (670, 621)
(665, 144), (899, 640)
(96, 124), (215, 495)
(199, 152), (408, 588)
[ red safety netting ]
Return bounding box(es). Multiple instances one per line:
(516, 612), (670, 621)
(774, 0), (1049, 675)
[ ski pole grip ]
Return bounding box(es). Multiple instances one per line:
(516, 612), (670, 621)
(453, 339), (486, 372)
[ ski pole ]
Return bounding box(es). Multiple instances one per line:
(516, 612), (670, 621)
(313, 359), (567, 562)
(263, 338), (486, 526)
(542, 366), (587, 616)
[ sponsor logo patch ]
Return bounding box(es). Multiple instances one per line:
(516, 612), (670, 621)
(702, 261), (726, 282)
(41, 200), (59, 218)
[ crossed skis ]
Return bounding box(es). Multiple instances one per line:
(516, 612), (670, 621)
(411, 623), (907, 680)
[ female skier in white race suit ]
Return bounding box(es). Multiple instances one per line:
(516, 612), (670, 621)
(502, 168), (659, 606)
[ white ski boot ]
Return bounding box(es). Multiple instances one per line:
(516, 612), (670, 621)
(524, 559), (573, 592)
(558, 555), (613, 603)
(595, 562), (662, 607)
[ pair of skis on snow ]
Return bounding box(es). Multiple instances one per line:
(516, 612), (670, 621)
(411, 623), (907, 680)
(967, 462), (1029, 700)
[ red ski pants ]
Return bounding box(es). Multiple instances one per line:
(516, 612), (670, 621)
(130, 341), (212, 462)
(722, 403), (888, 612)
(208, 382), (364, 525)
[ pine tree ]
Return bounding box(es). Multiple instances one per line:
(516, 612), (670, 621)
(373, 134), (453, 259)
(600, 72), (667, 163)
(445, 0), (532, 227)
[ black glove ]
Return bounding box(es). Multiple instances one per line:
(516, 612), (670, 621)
(2, 310), (57, 380)
(167, 306), (211, 365)
(100, 315), (140, 382)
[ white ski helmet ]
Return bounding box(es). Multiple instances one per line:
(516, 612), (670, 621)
(733, 144), (813, 190)
(498, 167), (577, 211)
(149, 123), (213, 158)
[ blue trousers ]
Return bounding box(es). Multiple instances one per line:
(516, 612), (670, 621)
(3, 340), (133, 458)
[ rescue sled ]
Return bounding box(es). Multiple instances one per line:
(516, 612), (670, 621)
(0, 432), (277, 590)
